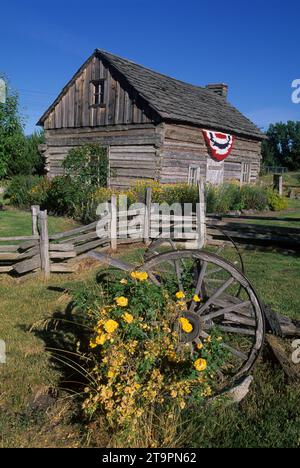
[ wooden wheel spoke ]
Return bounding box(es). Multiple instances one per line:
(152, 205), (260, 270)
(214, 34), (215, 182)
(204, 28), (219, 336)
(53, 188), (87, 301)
(189, 261), (208, 313)
(174, 259), (183, 291)
(217, 325), (256, 336)
(201, 301), (252, 322)
(221, 343), (248, 361)
(197, 277), (235, 316)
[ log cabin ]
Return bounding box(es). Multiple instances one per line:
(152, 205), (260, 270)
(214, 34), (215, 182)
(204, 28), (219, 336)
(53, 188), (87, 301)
(38, 49), (265, 188)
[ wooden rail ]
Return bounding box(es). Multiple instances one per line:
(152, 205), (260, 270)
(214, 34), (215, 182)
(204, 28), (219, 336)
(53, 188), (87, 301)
(0, 181), (207, 278)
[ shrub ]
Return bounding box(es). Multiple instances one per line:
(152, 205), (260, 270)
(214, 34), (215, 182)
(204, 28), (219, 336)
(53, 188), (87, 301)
(63, 144), (108, 188)
(4, 175), (43, 207)
(267, 189), (288, 211)
(77, 269), (226, 441)
(240, 185), (268, 211)
(44, 176), (83, 217)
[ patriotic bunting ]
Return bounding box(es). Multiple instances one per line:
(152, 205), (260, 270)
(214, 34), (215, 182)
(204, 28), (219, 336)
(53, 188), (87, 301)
(202, 130), (235, 161)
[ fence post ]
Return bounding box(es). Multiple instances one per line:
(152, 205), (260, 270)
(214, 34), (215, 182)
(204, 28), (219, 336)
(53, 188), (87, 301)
(273, 174), (283, 196)
(38, 210), (50, 279)
(31, 205), (40, 236)
(110, 195), (117, 252)
(197, 178), (206, 249)
(144, 188), (152, 246)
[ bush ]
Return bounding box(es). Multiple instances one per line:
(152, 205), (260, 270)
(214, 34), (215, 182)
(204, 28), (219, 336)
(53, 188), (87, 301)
(267, 189), (288, 211)
(75, 269), (226, 441)
(4, 175), (44, 207)
(240, 185), (268, 211)
(44, 176), (83, 217)
(63, 144), (108, 188)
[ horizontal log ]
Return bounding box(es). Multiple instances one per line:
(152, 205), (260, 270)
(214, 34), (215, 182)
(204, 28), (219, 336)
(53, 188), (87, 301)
(69, 231), (101, 245)
(49, 221), (97, 240)
(0, 245), (19, 253)
(0, 235), (39, 242)
(0, 266), (13, 273)
(74, 238), (109, 255)
(19, 240), (39, 251)
(49, 251), (77, 259)
(0, 252), (19, 260)
(49, 243), (75, 252)
(13, 255), (41, 275)
(17, 246), (39, 261)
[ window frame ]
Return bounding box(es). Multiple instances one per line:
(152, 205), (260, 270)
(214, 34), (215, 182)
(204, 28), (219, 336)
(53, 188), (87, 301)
(188, 165), (201, 186)
(90, 79), (106, 108)
(241, 162), (251, 184)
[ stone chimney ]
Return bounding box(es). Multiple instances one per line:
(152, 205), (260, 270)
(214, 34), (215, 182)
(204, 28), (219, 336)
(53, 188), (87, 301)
(206, 83), (228, 100)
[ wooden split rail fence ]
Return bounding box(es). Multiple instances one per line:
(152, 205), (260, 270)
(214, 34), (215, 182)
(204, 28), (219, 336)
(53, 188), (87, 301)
(0, 182), (207, 278)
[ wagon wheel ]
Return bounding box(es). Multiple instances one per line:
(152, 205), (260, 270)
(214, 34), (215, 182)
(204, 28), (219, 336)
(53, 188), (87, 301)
(145, 226), (245, 275)
(144, 233), (245, 298)
(140, 250), (265, 387)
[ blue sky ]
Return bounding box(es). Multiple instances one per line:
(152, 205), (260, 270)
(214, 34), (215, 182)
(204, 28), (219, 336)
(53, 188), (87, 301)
(1, 0), (299, 134)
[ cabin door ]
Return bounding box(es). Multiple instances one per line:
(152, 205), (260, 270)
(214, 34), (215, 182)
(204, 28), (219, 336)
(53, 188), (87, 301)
(206, 158), (224, 185)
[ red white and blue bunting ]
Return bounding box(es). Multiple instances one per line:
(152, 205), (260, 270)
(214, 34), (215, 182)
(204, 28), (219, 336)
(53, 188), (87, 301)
(202, 129), (235, 161)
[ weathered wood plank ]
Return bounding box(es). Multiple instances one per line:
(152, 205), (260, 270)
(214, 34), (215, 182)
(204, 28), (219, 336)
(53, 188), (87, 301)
(13, 255), (41, 275)
(49, 251), (77, 259)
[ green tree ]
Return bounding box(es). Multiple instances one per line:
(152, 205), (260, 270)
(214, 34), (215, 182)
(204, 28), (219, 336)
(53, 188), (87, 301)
(262, 121), (300, 170)
(0, 80), (45, 178)
(23, 130), (45, 176)
(0, 90), (25, 178)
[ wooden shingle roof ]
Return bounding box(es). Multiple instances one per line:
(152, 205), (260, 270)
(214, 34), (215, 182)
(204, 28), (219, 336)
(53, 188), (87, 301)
(97, 49), (264, 139)
(38, 49), (264, 139)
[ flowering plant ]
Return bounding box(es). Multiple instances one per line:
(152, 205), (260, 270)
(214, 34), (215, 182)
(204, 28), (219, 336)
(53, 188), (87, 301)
(82, 269), (227, 431)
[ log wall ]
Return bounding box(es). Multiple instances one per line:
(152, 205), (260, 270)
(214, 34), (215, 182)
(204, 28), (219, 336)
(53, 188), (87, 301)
(159, 124), (262, 184)
(43, 124), (164, 186)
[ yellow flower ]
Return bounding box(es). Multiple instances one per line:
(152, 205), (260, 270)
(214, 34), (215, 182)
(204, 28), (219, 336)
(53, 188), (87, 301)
(193, 295), (201, 303)
(194, 358), (207, 372)
(120, 278), (128, 285)
(96, 333), (107, 345)
(217, 336), (223, 342)
(115, 296), (128, 307)
(89, 339), (97, 349)
(197, 342), (203, 350)
(104, 320), (119, 334)
(176, 291), (185, 300)
(130, 271), (149, 282)
(177, 300), (187, 311)
(122, 312), (134, 324)
(179, 317), (193, 334)
(205, 335), (212, 344)
(107, 369), (115, 379)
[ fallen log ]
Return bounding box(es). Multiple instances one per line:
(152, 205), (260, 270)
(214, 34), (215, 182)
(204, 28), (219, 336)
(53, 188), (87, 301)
(264, 305), (300, 338)
(266, 335), (300, 382)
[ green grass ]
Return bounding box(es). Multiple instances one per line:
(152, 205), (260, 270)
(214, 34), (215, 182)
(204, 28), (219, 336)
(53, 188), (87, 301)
(225, 199), (300, 229)
(260, 171), (300, 188)
(0, 207), (79, 238)
(0, 244), (300, 447)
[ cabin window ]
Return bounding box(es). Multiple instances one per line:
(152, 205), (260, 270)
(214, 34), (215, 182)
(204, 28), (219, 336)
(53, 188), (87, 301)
(241, 162), (251, 184)
(188, 165), (200, 186)
(91, 80), (105, 106)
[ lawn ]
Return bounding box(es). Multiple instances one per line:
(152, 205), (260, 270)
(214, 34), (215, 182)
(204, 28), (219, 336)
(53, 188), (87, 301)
(0, 242), (300, 448)
(260, 171), (300, 188)
(0, 206), (78, 238)
(224, 198), (300, 229)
